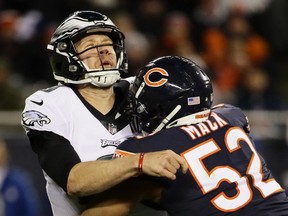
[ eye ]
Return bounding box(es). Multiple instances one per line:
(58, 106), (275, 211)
(85, 43), (95, 49)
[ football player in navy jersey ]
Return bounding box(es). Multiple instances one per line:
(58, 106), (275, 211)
(21, 12), (187, 216)
(82, 55), (288, 216)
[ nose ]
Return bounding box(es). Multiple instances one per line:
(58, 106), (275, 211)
(98, 46), (109, 55)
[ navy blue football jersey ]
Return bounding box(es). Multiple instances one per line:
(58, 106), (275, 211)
(116, 104), (288, 216)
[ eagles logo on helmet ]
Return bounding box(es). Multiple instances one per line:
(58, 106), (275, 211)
(130, 56), (213, 134)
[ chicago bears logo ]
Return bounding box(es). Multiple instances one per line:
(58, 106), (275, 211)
(143, 67), (169, 87)
(22, 110), (51, 127)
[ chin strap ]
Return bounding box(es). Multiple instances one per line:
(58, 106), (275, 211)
(151, 107), (211, 134)
(166, 109), (211, 128)
(88, 71), (120, 87)
(54, 70), (120, 87)
(143, 107), (211, 135)
(153, 105), (182, 133)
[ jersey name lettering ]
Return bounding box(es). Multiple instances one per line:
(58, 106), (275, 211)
(180, 112), (228, 139)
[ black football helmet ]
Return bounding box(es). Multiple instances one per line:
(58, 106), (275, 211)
(47, 11), (128, 87)
(131, 56), (213, 134)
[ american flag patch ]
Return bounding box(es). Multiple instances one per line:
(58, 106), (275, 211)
(187, 96), (200, 105)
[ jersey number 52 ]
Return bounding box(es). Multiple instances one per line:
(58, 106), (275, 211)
(181, 127), (283, 212)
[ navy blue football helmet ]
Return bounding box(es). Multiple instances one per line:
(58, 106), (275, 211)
(47, 11), (128, 87)
(131, 56), (213, 134)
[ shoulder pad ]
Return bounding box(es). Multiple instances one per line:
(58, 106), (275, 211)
(211, 104), (250, 133)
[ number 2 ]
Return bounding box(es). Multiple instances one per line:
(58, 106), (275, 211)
(181, 127), (283, 212)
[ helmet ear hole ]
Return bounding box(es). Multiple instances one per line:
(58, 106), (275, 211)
(57, 42), (68, 51)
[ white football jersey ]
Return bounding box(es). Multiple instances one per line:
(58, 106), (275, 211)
(21, 83), (133, 216)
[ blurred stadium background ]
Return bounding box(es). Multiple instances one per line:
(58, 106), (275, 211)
(0, 0), (288, 215)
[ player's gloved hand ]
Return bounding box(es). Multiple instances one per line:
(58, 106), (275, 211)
(140, 150), (188, 180)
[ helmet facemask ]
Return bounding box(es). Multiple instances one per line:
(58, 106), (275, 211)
(133, 89), (185, 134)
(71, 39), (124, 87)
(135, 88), (212, 135)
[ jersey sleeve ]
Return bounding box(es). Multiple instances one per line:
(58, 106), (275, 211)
(21, 88), (80, 192)
(114, 137), (139, 158)
(21, 89), (70, 136)
(114, 133), (161, 158)
(27, 129), (81, 192)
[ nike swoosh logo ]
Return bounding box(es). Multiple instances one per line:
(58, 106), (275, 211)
(31, 99), (43, 106)
(115, 112), (122, 119)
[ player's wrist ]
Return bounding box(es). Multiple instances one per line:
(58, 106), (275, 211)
(138, 153), (145, 174)
(132, 153), (145, 177)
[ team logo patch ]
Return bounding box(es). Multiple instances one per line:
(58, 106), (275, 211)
(100, 139), (121, 148)
(22, 110), (51, 127)
(143, 67), (169, 87)
(108, 123), (117, 135)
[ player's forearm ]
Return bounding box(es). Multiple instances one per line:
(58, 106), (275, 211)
(67, 149), (188, 197)
(67, 154), (139, 197)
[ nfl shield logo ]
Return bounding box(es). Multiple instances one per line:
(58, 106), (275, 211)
(108, 123), (117, 135)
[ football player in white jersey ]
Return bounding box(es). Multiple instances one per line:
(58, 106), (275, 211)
(21, 11), (187, 216)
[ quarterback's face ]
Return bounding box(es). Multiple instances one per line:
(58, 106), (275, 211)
(74, 34), (117, 70)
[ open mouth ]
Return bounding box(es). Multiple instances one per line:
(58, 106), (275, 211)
(102, 60), (111, 66)
(100, 60), (115, 69)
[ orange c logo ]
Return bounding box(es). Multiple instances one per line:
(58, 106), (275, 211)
(143, 67), (169, 87)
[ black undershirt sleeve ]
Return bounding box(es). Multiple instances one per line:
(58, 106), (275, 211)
(27, 129), (81, 192)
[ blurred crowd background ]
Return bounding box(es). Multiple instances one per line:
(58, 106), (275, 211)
(1, 0), (288, 110)
(0, 0), (288, 215)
